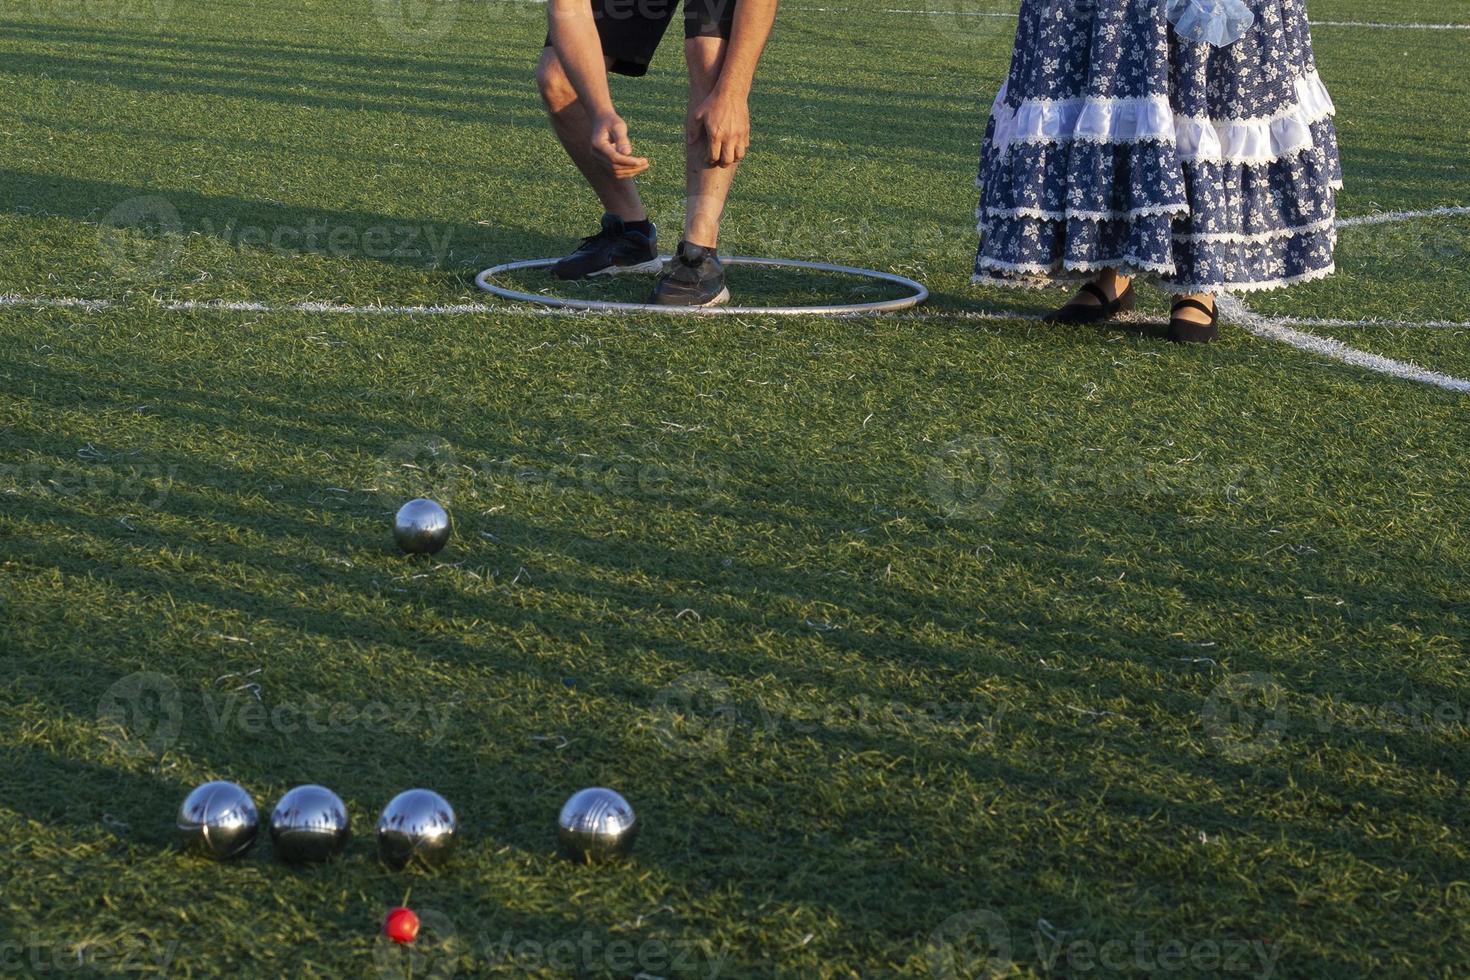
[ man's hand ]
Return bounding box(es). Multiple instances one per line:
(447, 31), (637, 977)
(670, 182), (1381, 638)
(688, 91), (751, 168)
(591, 112), (650, 179)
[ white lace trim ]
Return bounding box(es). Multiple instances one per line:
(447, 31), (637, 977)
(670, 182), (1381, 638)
(988, 70), (1336, 165)
(974, 261), (1337, 295)
(1168, 263), (1337, 294)
(1172, 215), (1338, 243)
(976, 255), (1179, 277)
(979, 203), (1189, 223)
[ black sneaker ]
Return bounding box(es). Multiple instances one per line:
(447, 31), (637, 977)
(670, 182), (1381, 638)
(551, 214), (661, 280)
(648, 241), (731, 307)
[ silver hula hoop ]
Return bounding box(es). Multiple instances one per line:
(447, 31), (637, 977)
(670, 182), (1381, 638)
(474, 255), (928, 316)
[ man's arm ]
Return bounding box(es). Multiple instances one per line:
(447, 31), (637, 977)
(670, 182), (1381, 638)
(547, 0), (649, 178)
(689, 0), (779, 167)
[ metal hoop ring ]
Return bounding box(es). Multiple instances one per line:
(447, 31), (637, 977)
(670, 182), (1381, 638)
(474, 255), (929, 316)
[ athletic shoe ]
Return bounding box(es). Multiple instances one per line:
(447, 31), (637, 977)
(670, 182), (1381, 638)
(648, 241), (731, 307)
(551, 214), (661, 280)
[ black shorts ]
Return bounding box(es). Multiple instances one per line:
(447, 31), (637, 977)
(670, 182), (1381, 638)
(545, 0), (737, 78)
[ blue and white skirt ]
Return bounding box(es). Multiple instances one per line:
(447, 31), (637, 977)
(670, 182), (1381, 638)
(974, 0), (1342, 293)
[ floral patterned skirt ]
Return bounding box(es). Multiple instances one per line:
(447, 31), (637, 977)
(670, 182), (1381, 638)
(974, 0), (1342, 293)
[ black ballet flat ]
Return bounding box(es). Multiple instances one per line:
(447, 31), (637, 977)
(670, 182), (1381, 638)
(1168, 297), (1220, 344)
(1042, 281), (1136, 325)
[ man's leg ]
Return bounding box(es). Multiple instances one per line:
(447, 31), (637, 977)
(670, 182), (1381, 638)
(536, 47), (647, 221)
(683, 36), (737, 248)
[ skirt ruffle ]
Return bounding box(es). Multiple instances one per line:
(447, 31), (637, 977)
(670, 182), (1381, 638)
(975, 0), (1342, 294)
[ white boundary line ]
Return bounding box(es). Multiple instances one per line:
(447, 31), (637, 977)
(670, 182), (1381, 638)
(1259, 316), (1470, 330)
(1221, 296), (1470, 394)
(795, 7), (1467, 31)
(0, 294), (109, 310)
(4, 209), (1469, 391)
(474, 254), (928, 316)
(1339, 206), (1470, 228)
(7, 295), (1466, 332)
(514, 0), (1470, 29)
(767, 5), (1470, 31)
(1308, 20), (1470, 30)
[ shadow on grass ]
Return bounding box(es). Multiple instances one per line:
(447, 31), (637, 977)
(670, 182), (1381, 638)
(0, 166), (575, 282)
(3, 308), (1469, 975)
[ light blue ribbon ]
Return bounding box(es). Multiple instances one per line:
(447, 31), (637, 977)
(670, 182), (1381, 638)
(1166, 0), (1255, 47)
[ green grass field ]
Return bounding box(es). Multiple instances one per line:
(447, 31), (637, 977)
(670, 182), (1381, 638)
(2, 0), (1469, 976)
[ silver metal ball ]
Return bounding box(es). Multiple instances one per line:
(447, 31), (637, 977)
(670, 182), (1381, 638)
(557, 787), (637, 863)
(377, 789), (457, 870)
(393, 498), (451, 555)
(176, 780), (259, 860)
(269, 784), (351, 863)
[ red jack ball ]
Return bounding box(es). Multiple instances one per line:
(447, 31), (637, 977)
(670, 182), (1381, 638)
(383, 907), (420, 944)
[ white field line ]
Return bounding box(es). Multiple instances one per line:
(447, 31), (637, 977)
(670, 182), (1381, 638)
(165, 298), (529, 316)
(4, 211), (1469, 390)
(1309, 20), (1470, 30)
(1339, 206), (1470, 228)
(515, 0), (1470, 30)
(0, 294), (109, 310)
(1262, 316), (1470, 330)
(7, 296), (1466, 332)
(794, 6), (1012, 16)
(1220, 296), (1470, 395)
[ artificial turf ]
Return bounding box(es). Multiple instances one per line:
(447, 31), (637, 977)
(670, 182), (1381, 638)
(1, 0), (1468, 976)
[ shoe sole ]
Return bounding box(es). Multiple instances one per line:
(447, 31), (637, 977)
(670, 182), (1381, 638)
(1167, 324), (1220, 344)
(1042, 284), (1136, 325)
(699, 286), (732, 308)
(583, 258), (665, 279)
(652, 286), (732, 309)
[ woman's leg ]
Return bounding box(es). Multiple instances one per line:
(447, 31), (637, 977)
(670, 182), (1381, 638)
(1041, 268), (1135, 325)
(1168, 291), (1219, 344)
(1066, 269), (1131, 307)
(1170, 292), (1215, 324)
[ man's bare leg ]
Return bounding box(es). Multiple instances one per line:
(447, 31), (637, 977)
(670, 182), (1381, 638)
(536, 47), (647, 221)
(683, 36), (737, 248)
